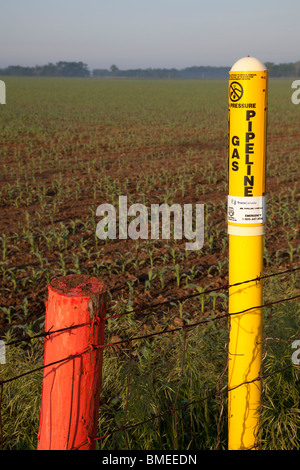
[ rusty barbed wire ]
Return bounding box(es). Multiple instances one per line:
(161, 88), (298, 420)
(2, 265), (299, 348)
(0, 265), (299, 450)
(104, 266), (300, 321)
(1, 290), (299, 387)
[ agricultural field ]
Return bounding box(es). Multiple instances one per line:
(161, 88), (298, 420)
(0, 77), (299, 450)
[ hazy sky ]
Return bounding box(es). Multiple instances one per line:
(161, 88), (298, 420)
(1, 0), (300, 70)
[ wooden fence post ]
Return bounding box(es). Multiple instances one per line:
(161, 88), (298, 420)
(37, 274), (107, 450)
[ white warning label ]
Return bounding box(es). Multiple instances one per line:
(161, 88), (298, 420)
(227, 195), (266, 224)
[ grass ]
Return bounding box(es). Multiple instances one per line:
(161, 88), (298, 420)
(0, 77), (299, 450)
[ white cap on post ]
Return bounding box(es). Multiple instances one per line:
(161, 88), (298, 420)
(231, 56), (266, 72)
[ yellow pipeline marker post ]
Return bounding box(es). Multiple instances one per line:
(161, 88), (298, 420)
(227, 57), (268, 450)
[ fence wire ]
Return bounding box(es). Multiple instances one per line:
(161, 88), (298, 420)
(0, 265), (299, 450)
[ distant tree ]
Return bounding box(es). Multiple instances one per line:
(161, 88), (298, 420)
(92, 68), (110, 77)
(39, 63), (60, 76)
(110, 64), (119, 77)
(295, 61), (300, 77)
(265, 62), (274, 71)
(56, 61), (90, 77)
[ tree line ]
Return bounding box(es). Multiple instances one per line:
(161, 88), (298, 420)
(0, 61), (90, 77)
(0, 60), (300, 78)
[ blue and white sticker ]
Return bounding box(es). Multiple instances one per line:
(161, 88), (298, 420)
(228, 195), (266, 224)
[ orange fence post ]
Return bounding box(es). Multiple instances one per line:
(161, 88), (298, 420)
(37, 275), (107, 450)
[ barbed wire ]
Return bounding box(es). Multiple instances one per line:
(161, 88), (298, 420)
(1, 265), (299, 405)
(0, 265), (299, 450)
(1, 292), (299, 386)
(2, 265), (299, 348)
(104, 266), (300, 321)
